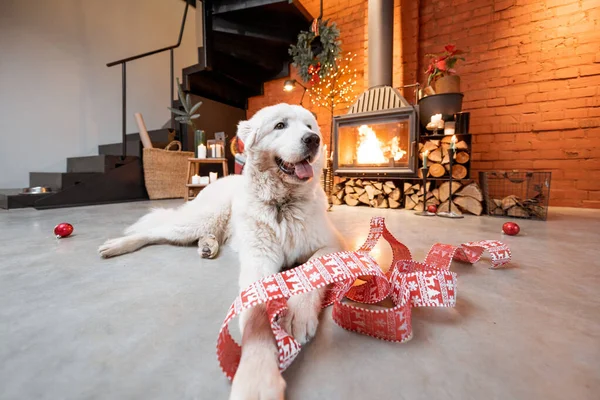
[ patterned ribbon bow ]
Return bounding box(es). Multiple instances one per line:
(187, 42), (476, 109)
(217, 217), (511, 380)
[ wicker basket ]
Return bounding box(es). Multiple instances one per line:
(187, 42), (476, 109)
(142, 141), (194, 200)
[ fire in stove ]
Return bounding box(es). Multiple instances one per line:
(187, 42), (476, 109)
(356, 124), (407, 165)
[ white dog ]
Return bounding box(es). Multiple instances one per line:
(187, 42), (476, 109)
(99, 103), (343, 399)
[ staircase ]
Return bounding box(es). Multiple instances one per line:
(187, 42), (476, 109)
(183, 0), (311, 109)
(1, 0), (311, 210)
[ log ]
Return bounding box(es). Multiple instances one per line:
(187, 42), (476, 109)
(355, 179), (363, 187)
(438, 181), (462, 202)
(344, 194), (359, 206)
(507, 205), (529, 218)
(429, 163), (446, 178)
(345, 186), (355, 194)
(441, 146), (450, 165)
(456, 182), (483, 201)
(502, 195), (519, 210)
(426, 197), (440, 206)
(414, 202), (425, 212)
(331, 195), (343, 205)
(455, 152), (470, 164)
(429, 148), (443, 163)
(404, 182), (413, 194)
(373, 182), (383, 190)
(358, 192), (371, 205)
(438, 200), (462, 215)
(365, 185), (375, 200)
(457, 140), (469, 150)
(451, 164), (468, 180)
(354, 187), (366, 196)
(383, 185), (393, 195)
(390, 188), (401, 201)
(441, 136), (453, 144)
(418, 182), (431, 196)
(336, 190), (344, 200)
(389, 198), (401, 209)
(410, 193), (420, 204)
(432, 188), (440, 200)
(375, 195), (388, 208)
(454, 196), (483, 216)
(404, 196), (416, 210)
(422, 141), (439, 153)
(384, 181), (396, 189)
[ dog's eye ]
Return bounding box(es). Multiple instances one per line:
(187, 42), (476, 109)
(307, 124), (312, 129)
(274, 122), (286, 130)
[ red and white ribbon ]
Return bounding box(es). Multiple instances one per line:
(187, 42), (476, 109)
(217, 217), (511, 380)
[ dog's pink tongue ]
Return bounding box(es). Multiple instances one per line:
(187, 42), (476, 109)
(294, 160), (313, 179)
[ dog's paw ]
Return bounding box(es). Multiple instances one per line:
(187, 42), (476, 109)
(229, 351), (285, 400)
(281, 290), (321, 344)
(198, 234), (219, 259)
(98, 237), (129, 258)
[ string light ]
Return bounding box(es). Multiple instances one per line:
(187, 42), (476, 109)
(307, 52), (359, 112)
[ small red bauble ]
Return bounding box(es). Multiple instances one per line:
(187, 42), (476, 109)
(427, 205), (437, 213)
(54, 223), (74, 238)
(502, 222), (520, 236)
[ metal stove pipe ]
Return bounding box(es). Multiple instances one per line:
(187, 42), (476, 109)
(368, 0), (394, 88)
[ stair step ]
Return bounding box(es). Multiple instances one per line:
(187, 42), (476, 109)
(29, 172), (102, 191)
(98, 128), (176, 157)
(0, 189), (53, 210)
(67, 155), (139, 173)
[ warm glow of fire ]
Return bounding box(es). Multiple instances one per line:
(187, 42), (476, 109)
(356, 125), (406, 164)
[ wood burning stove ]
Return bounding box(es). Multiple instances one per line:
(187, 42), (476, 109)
(332, 0), (419, 179)
(333, 105), (418, 178)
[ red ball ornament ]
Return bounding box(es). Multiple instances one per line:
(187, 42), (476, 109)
(502, 222), (520, 236)
(427, 204), (437, 213)
(54, 223), (74, 239)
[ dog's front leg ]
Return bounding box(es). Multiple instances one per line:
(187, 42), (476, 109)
(281, 244), (343, 346)
(230, 243), (286, 400)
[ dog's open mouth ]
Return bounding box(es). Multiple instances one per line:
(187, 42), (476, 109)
(276, 157), (313, 180)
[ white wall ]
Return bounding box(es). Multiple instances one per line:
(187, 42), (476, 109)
(0, 0), (197, 188)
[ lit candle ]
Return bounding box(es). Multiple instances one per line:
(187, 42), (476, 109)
(451, 135), (457, 151)
(209, 172), (218, 183)
(423, 150), (428, 169)
(197, 144), (207, 159)
(191, 174), (200, 185)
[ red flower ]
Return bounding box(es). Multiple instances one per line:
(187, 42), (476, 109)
(436, 59), (447, 71)
(444, 44), (456, 54)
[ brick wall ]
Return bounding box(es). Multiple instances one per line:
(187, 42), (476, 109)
(248, 0), (600, 208)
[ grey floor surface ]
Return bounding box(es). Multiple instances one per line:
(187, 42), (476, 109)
(1, 201), (599, 400)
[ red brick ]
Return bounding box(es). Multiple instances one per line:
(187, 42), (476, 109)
(533, 120), (579, 131)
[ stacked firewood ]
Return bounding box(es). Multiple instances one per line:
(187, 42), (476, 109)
(418, 136), (470, 179)
(404, 181), (484, 216)
(488, 195), (545, 219)
(331, 179), (401, 208)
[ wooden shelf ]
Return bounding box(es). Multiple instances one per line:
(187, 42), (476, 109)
(186, 183), (209, 188)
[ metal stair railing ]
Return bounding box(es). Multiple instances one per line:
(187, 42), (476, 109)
(106, 1), (190, 158)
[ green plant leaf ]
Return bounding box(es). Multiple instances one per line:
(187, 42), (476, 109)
(168, 107), (189, 116)
(190, 114), (200, 119)
(189, 101), (203, 115)
(185, 94), (192, 111)
(176, 78), (189, 113)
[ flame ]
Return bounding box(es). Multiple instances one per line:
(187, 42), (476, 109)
(357, 125), (386, 164)
(356, 125), (406, 164)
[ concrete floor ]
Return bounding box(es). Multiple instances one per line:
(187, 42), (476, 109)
(1, 201), (599, 400)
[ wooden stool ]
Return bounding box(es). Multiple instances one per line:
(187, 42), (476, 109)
(185, 158), (229, 201)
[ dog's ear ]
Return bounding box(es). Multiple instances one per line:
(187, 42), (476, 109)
(236, 120), (257, 149)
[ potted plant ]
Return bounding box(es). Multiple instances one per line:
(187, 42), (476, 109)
(425, 45), (465, 94)
(168, 78), (205, 157)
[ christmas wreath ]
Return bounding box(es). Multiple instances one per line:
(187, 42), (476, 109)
(289, 19), (341, 84)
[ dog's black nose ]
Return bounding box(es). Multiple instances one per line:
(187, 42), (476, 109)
(302, 133), (320, 150)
